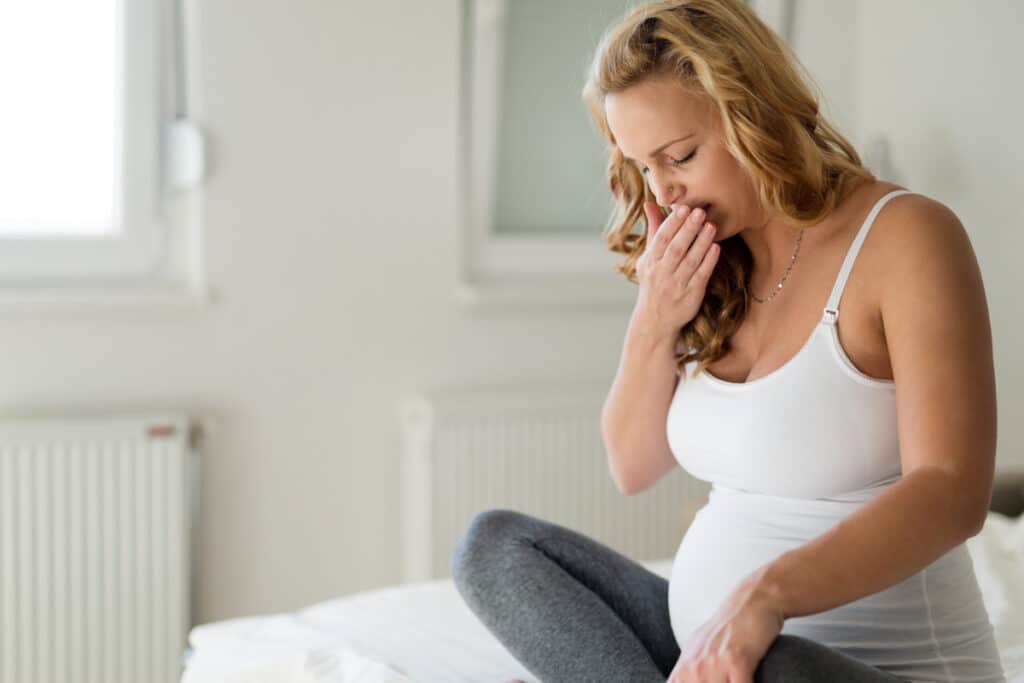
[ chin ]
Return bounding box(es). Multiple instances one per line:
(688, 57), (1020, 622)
(716, 226), (738, 243)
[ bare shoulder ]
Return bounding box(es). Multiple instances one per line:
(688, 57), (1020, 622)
(868, 187), (989, 350)
(871, 189), (978, 280)
(875, 189), (966, 243)
(830, 182), (972, 321)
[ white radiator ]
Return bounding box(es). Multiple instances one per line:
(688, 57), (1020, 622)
(0, 413), (198, 683)
(400, 384), (710, 583)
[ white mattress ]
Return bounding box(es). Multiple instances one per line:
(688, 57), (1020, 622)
(182, 511), (1024, 683)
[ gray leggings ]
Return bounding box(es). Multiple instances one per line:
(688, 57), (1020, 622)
(451, 509), (907, 682)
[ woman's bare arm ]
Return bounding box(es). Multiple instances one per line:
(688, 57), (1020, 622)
(600, 308), (681, 495)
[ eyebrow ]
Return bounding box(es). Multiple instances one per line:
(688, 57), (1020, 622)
(621, 133), (696, 162)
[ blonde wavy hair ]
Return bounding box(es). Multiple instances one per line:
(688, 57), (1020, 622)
(581, 0), (874, 381)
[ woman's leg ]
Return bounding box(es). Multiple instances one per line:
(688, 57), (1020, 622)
(754, 635), (907, 682)
(450, 509), (909, 683)
(451, 508), (679, 682)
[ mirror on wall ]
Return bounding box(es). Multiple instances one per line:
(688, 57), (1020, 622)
(456, 0), (795, 309)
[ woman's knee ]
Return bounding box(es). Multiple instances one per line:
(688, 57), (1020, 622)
(450, 508), (531, 586)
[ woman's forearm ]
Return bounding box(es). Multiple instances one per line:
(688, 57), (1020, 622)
(756, 466), (983, 620)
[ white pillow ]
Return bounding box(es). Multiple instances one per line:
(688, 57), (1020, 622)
(966, 511), (1024, 681)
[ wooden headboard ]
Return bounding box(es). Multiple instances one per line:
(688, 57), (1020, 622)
(990, 471), (1024, 517)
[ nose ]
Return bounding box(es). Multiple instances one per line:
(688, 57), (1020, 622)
(646, 168), (682, 208)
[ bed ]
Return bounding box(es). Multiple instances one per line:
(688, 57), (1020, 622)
(181, 473), (1024, 683)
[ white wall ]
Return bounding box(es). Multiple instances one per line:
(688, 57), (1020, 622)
(0, 0), (1019, 627)
(789, 0), (862, 141)
(1, 1), (634, 623)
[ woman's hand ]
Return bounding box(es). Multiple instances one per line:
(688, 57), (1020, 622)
(667, 569), (786, 683)
(634, 201), (720, 340)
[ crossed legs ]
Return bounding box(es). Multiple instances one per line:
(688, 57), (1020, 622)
(451, 509), (906, 682)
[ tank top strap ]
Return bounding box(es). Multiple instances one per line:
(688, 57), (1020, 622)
(821, 189), (913, 325)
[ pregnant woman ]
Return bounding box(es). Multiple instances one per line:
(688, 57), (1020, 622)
(451, 1), (1005, 681)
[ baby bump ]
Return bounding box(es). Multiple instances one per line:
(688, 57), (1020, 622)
(669, 501), (1002, 682)
(667, 502), (800, 646)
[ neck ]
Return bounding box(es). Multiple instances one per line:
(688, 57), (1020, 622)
(740, 210), (809, 291)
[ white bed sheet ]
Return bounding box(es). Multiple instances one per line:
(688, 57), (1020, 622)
(182, 511), (1024, 683)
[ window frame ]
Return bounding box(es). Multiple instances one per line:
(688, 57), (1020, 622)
(455, 0), (635, 311)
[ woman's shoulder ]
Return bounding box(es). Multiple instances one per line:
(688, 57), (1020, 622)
(841, 179), (955, 230)
(837, 180), (966, 276)
(826, 179), (974, 327)
(866, 181), (970, 269)
(871, 181), (958, 226)
(860, 181), (981, 323)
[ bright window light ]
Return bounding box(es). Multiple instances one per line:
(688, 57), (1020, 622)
(0, 0), (119, 237)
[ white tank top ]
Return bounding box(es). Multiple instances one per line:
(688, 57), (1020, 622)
(665, 189), (1006, 682)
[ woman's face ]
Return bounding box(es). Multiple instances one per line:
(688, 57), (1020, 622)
(604, 74), (764, 241)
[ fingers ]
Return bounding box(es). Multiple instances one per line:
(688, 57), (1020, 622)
(680, 226), (721, 288)
(649, 204), (694, 264)
(643, 201), (665, 239)
(675, 220), (718, 275)
(640, 201), (673, 274)
(660, 205), (709, 271)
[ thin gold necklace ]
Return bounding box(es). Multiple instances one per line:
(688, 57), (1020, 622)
(750, 229), (804, 304)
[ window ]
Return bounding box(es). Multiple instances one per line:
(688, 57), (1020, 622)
(0, 0), (207, 308)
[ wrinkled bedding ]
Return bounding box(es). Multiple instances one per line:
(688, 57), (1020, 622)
(182, 511), (1024, 683)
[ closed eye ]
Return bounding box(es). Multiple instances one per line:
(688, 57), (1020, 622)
(640, 148), (697, 175)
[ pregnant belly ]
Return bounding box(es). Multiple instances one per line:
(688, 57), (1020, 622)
(667, 487), (999, 683)
(668, 510), (793, 646)
(667, 487), (859, 647)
